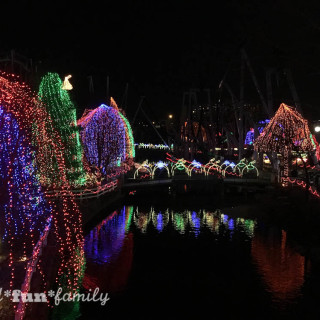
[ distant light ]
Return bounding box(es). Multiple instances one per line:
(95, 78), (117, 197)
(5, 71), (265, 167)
(168, 114), (173, 119)
(315, 126), (320, 133)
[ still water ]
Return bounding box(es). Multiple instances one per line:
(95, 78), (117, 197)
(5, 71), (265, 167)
(79, 204), (320, 320)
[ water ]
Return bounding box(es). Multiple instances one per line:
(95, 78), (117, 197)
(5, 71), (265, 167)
(79, 204), (320, 320)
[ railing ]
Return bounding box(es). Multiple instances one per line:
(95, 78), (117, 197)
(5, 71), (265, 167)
(44, 180), (118, 200)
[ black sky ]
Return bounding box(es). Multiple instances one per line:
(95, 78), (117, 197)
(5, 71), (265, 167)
(2, 0), (320, 121)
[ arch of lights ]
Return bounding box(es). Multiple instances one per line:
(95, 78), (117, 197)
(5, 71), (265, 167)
(222, 161), (236, 177)
(171, 158), (189, 177)
(151, 161), (170, 179)
(204, 158), (221, 176)
(133, 157), (259, 180)
(242, 160), (259, 177)
(234, 159), (247, 176)
(187, 160), (203, 176)
(133, 160), (153, 179)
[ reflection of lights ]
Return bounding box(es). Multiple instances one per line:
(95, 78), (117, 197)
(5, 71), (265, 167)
(157, 213), (163, 232)
(228, 219), (234, 231)
(191, 211), (200, 237)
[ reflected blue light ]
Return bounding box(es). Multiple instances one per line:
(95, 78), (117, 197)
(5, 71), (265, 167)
(157, 213), (163, 232)
(191, 211), (200, 236)
(228, 218), (234, 231)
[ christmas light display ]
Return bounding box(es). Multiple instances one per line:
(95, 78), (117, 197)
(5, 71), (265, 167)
(119, 111), (135, 159)
(0, 72), (85, 316)
(110, 97), (135, 159)
(78, 104), (127, 175)
(254, 103), (314, 185)
(134, 143), (170, 150)
(244, 120), (270, 145)
(38, 72), (86, 186)
(0, 106), (52, 295)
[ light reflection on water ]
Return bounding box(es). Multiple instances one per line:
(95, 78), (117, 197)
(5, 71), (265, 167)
(83, 205), (307, 315)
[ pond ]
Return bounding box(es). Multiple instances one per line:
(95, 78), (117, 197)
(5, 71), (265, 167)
(79, 199), (320, 320)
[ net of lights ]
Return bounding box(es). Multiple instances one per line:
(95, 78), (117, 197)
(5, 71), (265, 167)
(110, 97), (135, 159)
(38, 72), (86, 187)
(254, 103), (315, 186)
(78, 104), (127, 176)
(0, 71), (85, 313)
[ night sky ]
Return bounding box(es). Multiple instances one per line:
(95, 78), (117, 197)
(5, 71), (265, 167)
(2, 0), (320, 121)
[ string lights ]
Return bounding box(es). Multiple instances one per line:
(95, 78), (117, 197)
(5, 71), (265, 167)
(78, 103), (132, 176)
(38, 72), (86, 186)
(0, 71), (85, 316)
(254, 103), (314, 185)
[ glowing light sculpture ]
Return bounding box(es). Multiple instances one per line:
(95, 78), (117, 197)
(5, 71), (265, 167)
(78, 104), (127, 176)
(134, 160), (152, 179)
(233, 158), (247, 177)
(38, 72), (86, 186)
(171, 158), (188, 177)
(151, 161), (170, 179)
(187, 160), (202, 176)
(204, 158), (221, 176)
(254, 103), (314, 186)
(242, 160), (259, 178)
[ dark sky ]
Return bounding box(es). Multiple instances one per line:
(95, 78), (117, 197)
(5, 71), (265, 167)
(2, 0), (320, 121)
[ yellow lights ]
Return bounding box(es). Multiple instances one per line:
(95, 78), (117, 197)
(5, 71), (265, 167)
(62, 75), (73, 90)
(168, 114), (173, 119)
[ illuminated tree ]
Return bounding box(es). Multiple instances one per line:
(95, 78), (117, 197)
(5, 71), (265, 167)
(0, 71), (84, 307)
(110, 97), (135, 159)
(78, 104), (127, 175)
(38, 72), (86, 186)
(254, 103), (314, 184)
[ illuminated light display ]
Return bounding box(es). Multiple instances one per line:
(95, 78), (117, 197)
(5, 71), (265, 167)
(135, 143), (170, 150)
(62, 75), (73, 90)
(0, 72), (85, 314)
(204, 158), (221, 176)
(242, 160), (259, 177)
(133, 160), (152, 179)
(109, 97), (135, 159)
(38, 72), (86, 186)
(255, 103), (314, 185)
(119, 111), (135, 159)
(245, 120), (270, 145)
(171, 158), (189, 177)
(151, 161), (170, 179)
(78, 104), (127, 176)
(0, 106), (52, 295)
